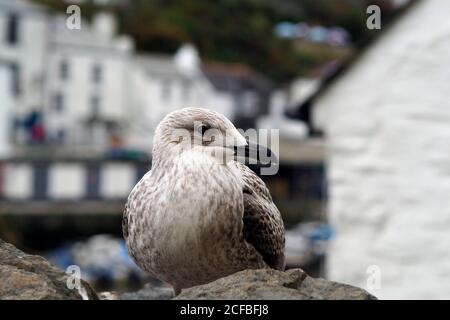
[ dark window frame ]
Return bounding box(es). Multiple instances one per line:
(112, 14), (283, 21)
(92, 63), (103, 84)
(90, 95), (101, 115)
(5, 13), (20, 45)
(59, 59), (70, 81)
(53, 92), (65, 112)
(56, 128), (65, 144)
(10, 63), (21, 96)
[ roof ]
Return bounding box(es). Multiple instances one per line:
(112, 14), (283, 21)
(135, 53), (179, 77)
(292, 0), (421, 114)
(135, 53), (274, 91)
(202, 61), (273, 92)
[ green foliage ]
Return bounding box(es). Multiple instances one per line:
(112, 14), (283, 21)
(31, 0), (398, 83)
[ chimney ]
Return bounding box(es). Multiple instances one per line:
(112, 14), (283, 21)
(174, 43), (201, 77)
(92, 12), (117, 40)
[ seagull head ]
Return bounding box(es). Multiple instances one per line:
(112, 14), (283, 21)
(153, 107), (276, 166)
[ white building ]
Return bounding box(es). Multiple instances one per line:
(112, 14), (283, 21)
(0, 61), (13, 158)
(128, 43), (275, 152)
(43, 13), (134, 149)
(0, 0), (48, 121)
(127, 44), (235, 151)
(311, 0), (450, 299)
(0, 0), (273, 156)
(0, 1), (135, 151)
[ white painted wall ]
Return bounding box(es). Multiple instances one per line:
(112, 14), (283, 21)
(0, 64), (13, 158)
(313, 0), (450, 299)
(1, 161), (140, 200)
(126, 55), (235, 152)
(43, 15), (133, 148)
(3, 163), (33, 199)
(44, 48), (132, 145)
(48, 163), (86, 199)
(0, 0), (48, 119)
(0, 1), (238, 154)
(100, 162), (135, 198)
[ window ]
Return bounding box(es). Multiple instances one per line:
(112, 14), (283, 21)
(90, 95), (100, 115)
(56, 129), (65, 144)
(10, 63), (20, 96)
(53, 93), (64, 112)
(92, 64), (102, 83)
(59, 60), (69, 80)
(5, 13), (19, 45)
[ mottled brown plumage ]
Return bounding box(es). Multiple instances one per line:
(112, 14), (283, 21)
(123, 107), (285, 294)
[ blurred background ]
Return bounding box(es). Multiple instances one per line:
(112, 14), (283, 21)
(2, 0), (446, 299)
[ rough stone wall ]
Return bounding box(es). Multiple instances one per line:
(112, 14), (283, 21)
(313, 0), (450, 299)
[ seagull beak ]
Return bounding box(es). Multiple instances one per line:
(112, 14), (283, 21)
(234, 133), (248, 147)
(233, 140), (278, 166)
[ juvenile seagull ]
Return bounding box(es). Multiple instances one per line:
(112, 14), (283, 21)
(123, 107), (285, 294)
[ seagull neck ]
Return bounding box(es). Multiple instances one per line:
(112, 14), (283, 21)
(151, 151), (177, 172)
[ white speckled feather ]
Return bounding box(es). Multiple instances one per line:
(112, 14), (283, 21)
(123, 107), (285, 293)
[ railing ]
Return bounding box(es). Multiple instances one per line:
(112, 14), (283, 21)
(0, 158), (326, 220)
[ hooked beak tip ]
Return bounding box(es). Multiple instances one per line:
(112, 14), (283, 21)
(233, 141), (278, 166)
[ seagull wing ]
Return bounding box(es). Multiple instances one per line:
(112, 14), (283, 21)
(233, 161), (286, 270)
(122, 200), (130, 240)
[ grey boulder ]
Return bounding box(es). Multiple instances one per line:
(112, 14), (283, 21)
(0, 239), (98, 300)
(175, 268), (377, 300)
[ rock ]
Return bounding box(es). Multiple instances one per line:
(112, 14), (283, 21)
(0, 239), (98, 300)
(98, 291), (121, 300)
(0, 237), (375, 300)
(175, 268), (377, 300)
(120, 283), (175, 300)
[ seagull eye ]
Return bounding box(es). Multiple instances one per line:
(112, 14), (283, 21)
(198, 124), (210, 136)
